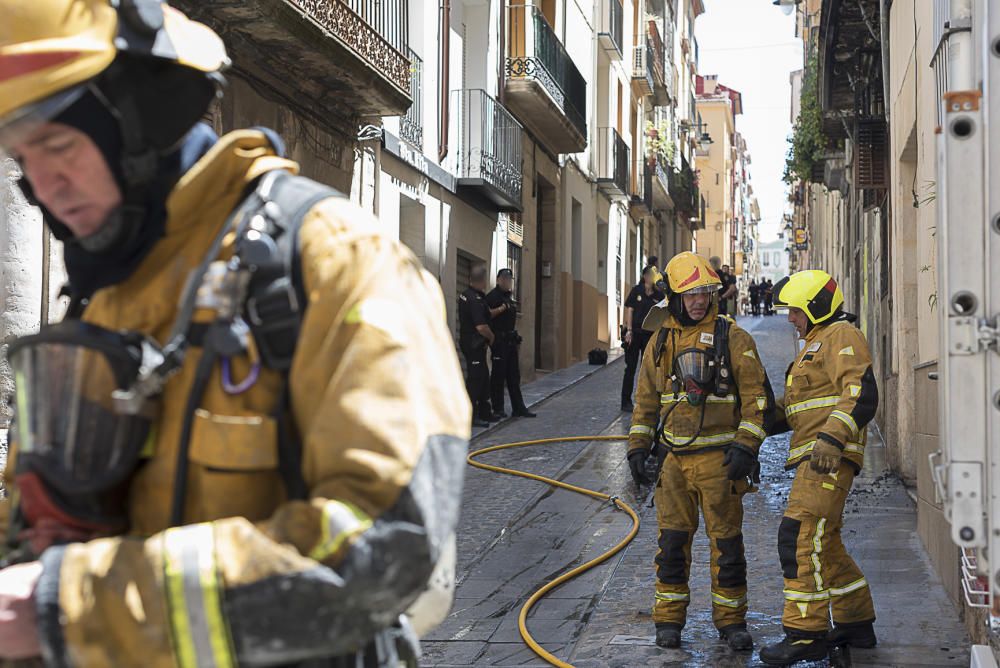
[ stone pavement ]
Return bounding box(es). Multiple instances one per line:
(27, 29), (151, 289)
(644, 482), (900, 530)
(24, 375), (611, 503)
(425, 316), (970, 667)
(471, 350), (623, 440)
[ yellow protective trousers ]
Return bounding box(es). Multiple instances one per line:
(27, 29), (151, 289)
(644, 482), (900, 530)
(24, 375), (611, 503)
(778, 464), (875, 635)
(653, 449), (749, 629)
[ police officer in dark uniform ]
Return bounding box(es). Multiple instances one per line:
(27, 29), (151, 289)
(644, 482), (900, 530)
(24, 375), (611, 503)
(460, 263), (497, 428)
(487, 268), (536, 418)
(621, 265), (666, 411)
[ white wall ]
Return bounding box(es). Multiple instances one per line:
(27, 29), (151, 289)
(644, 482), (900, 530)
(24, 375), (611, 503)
(0, 161), (66, 439)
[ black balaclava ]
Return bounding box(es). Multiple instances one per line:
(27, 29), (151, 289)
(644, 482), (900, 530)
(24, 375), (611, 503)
(18, 91), (217, 303)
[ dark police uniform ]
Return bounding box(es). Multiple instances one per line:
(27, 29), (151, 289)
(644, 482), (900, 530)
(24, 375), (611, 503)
(459, 286), (493, 421)
(487, 283), (528, 416)
(621, 283), (665, 406)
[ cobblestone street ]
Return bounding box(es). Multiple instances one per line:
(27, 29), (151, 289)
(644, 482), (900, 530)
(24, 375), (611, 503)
(424, 316), (971, 667)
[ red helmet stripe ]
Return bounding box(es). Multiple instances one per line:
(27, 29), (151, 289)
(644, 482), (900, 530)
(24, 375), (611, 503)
(677, 267), (701, 288)
(0, 51), (82, 83)
(823, 278), (837, 293)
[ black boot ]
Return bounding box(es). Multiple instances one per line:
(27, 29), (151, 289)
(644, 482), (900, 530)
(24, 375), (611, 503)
(654, 623), (682, 648)
(828, 620), (876, 648)
(719, 624), (753, 651)
(759, 631), (828, 665)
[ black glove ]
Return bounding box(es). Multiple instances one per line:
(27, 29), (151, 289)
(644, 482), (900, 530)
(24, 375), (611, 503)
(628, 450), (652, 486)
(722, 445), (757, 482)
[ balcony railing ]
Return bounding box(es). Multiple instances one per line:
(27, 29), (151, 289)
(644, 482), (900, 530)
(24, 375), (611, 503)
(597, 0), (624, 59)
(647, 21), (666, 89)
(506, 5), (587, 138)
(399, 48), (423, 148)
(670, 155), (699, 218)
(289, 0), (411, 92)
(454, 89), (525, 211)
(596, 127), (629, 198)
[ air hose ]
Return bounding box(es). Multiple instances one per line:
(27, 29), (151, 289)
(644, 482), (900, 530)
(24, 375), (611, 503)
(467, 435), (641, 668)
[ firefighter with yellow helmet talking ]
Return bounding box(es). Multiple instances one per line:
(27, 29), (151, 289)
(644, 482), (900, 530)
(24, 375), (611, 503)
(627, 252), (775, 652)
(759, 270), (878, 666)
(0, 1), (468, 665)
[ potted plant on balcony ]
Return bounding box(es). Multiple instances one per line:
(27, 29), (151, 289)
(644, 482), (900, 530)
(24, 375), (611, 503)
(644, 120), (674, 169)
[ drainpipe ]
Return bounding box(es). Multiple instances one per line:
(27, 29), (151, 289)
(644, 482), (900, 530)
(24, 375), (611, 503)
(879, 0), (890, 121)
(499, 0), (506, 104)
(438, 0), (451, 162)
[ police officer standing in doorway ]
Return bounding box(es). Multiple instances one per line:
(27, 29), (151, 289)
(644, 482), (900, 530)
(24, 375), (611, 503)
(460, 264), (498, 427)
(488, 268), (536, 418)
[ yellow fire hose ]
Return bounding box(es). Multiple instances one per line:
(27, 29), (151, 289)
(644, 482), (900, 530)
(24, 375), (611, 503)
(467, 435), (641, 668)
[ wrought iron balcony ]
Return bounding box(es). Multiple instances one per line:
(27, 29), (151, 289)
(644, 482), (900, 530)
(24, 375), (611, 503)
(597, 0), (624, 60)
(505, 5), (588, 154)
(596, 128), (629, 198)
(454, 89), (525, 212)
(646, 22), (669, 105)
(670, 156), (700, 222)
(174, 0), (412, 133)
(399, 49), (423, 148)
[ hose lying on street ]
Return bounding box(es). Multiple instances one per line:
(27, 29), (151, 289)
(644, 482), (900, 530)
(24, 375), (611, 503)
(467, 435), (640, 668)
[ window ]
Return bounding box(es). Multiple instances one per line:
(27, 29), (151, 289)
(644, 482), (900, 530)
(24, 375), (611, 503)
(507, 241), (523, 302)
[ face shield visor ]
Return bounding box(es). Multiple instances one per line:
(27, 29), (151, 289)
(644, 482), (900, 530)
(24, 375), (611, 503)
(672, 348), (716, 406)
(6, 320), (157, 496)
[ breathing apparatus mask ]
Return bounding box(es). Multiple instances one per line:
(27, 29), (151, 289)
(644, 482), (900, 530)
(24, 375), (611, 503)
(5, 321), (162, 543)
(671, 348), (717, 407)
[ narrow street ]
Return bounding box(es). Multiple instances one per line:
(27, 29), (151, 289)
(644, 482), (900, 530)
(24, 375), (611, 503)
(424, 316), (970, 667)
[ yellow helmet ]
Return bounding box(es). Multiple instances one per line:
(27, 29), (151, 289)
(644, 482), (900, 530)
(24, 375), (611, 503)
(773, 270), (844, 324)
(0, 0), (228, 149)
(665, 252), (722, 295)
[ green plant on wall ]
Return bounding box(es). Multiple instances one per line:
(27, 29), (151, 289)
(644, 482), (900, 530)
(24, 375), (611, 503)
(645, 119), (675, 165)
(783, 49), (825, 184)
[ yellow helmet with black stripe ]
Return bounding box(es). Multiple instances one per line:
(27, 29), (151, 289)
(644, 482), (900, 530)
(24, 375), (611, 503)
(773, 270), (844, 324)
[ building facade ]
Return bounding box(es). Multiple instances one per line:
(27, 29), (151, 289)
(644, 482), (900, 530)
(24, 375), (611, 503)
(0, 0), (718, 411)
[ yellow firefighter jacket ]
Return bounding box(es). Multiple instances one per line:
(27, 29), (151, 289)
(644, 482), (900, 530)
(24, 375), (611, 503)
(780, 317), (878, 472)
(1, 130), (470, 667)
(627, 304), (772, 456)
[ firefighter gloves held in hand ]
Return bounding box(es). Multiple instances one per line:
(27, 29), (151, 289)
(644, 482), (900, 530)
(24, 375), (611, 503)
(722, 445), (756, 482)
(629, 450), (652, 486)
(810, 437), (843, 474)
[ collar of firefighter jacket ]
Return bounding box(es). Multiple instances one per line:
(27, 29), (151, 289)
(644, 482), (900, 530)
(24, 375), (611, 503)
(165, 129), (300, 234)
(664, 303), (719, 331)
(801, 318), (848, 345)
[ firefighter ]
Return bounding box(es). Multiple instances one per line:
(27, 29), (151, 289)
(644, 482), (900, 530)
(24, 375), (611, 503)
(627, 252), (774, 652)
(759, 270), (878, 666)
(0, 2), (468, 665)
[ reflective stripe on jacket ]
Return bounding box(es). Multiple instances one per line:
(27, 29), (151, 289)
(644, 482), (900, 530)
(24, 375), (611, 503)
(781, 319), (878, 471)
(627, 305), (773, 456)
